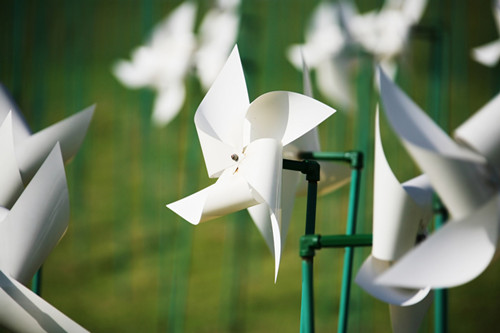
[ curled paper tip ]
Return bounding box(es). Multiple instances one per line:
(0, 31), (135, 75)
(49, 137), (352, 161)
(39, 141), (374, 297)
(377, 194), (500, 289)
(0, 112), (23, 209)
(355, 256), (431, 306)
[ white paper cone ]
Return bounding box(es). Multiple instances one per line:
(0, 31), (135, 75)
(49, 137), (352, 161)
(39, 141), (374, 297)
(377, 193), (500, 289)
(0, 113), (24, 208)
(0, 84), (31, 142)
(0, 143), (69, 285)
(0, 270), (88, 333)
(389, 291), (434, 333)
(454, 91), (500, 171)
(15, 105), (95, 183)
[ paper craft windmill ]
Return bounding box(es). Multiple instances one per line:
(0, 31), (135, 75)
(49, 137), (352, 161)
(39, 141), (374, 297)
(113, 1), (197, 126)
(167, 46), (337, 280)
(375, 68), (500, 289)
(346, 0), (428, 78)
(287, 1), (354, 109)
(0, 85), (93, 331)
(355, 110), (433, 333)
(471, 0), (500, 67)
(114, 0), (241, 127)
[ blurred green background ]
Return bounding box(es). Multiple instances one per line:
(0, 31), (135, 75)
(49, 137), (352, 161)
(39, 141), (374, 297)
(1, 0), (500, 332)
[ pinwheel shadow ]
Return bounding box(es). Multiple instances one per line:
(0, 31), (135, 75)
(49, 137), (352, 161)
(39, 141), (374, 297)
(0, 271), (65, 332)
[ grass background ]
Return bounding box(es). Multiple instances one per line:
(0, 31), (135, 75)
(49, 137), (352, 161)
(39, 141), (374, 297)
(1, 0), (500, 331)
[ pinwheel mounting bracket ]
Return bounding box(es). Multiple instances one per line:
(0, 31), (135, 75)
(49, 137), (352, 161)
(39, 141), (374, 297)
(284, 150), (373, 333)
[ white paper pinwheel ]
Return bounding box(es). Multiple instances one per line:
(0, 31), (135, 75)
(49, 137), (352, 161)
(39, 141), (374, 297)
(167, 46), (336, 280)
(287, 1), (353, 109)
(194, 0), (240, 91)
(376, 68), (500, 289)
(347, 0), (428, 78)
(471, 1), (500, 67)
(0, 88), (94, 185)
(0, 115), (87, 332)
(355, 111), (433, 333)
(113, 1), (197, 126)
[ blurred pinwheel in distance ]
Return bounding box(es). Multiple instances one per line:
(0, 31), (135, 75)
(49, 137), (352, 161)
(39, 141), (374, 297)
(167, 46), (337, 281)
(287, 1), (354, 110)
(471, 0), (500, 67)
(113, 1), (197, 126)
(347, 0), (428, 78)
(0, 86), (92, 332)
(355, 110), (433, 333)
(113, 0), (241, 127)
(194, 0), (240, 91)
(377, 68), (500, 289)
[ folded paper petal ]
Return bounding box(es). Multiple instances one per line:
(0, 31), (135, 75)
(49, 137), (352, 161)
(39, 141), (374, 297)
(471, 39), (500, 67)
(0, 113), (23, 208)
(0, 84), (31, 142)
(372, 111), (433, 261)
(454, 91), (500, 171)
(0, 143), (69, 285)
(167, 168), (259, 225)
(0, 270), (88, 332)
(379, 68), (493, 219)
(15, 105), (95, 183)
(195, 46), (249, 177)
(355, 256), (430, 306)
(377, 193), (500, 289)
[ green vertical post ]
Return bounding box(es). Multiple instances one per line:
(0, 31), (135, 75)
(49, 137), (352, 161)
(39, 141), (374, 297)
(337, 153), (363, 333)
(434, 199), (448, 333)
(31, 267), (42, 296)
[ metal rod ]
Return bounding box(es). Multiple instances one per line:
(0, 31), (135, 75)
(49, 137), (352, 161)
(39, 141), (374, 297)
(300, 258), (314, 333)
(434, 198), (448, 333)
(338, 165), (362, 333)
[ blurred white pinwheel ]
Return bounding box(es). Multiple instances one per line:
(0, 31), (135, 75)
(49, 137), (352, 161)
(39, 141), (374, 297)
(0, 115), (87, 332)
(347, 0), (428, 78)
(471, 0), (500, 67)
(167, 46), (336, 280)
(287, 1), (354, 109)
(0, 84), (95, 185)
(376, 68), (500, 289)
(355, 110), (433, 333)
(194, 0), (240, 91)
(113, 1), (197, 126)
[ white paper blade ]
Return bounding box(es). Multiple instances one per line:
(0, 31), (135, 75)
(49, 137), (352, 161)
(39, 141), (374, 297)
(0, 113), (24, 209)
(454, 91), (500, 171)
(0, 271), (88, 333)
(167, 168), (259, 225)
(0, 143), (69, 285)
(471, 39), (500, 67)
(378, 68), (493, 219)
(194, 46), (249, 177)
(372, 111), (432, 261)
(355, 255), (430, 306)
(377, 194), (500, 289)
(0, 84), (31, 142)
(246, 91), (336, 146)
(15, 105), (95, 183)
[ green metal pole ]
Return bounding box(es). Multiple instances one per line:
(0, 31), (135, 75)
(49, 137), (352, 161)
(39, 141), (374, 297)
(301, 258), (314, 333)
(337, 163), (362, 333)
(31, 267), (42, 296)
(434, 199), (448, 333)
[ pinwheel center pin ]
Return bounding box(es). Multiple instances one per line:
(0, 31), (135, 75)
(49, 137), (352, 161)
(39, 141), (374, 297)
(231, 153), (239, 162)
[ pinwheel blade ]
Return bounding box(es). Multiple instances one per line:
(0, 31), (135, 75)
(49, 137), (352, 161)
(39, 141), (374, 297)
(454, 91), (500, 170)
(471, 40), (500, 67)
(246, 91), (336, 146)
(0, 84), (31, 142)
(15, 105), (95, 183)
(194, 45), (250, 177)
(0, 270), (87, 333)
(0, 113), (23, 208)
(379, 68), (493, 219)
(0, 143), (69, 284)
(377, 193), (500, 289)
(167, 168), (260, 225)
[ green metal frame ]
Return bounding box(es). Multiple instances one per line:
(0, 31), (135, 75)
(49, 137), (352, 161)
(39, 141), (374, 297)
(286, 152), (449, 333)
